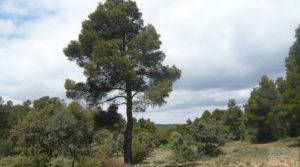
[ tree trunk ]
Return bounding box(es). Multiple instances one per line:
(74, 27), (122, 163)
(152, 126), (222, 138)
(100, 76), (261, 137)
(71, 148), (76, 167)
(124, 85), (133, 165)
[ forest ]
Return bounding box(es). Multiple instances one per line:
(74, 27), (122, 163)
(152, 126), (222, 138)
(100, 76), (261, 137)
(0, 0), (300, 167)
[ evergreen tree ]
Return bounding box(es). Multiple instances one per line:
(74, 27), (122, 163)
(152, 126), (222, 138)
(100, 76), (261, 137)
(63, 0), (181, 164)
(224, 99), (243, 140)
(245, 76), (281, 142)
(280, 25), (300, 136)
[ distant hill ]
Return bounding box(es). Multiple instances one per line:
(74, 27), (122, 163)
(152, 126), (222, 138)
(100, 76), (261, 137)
(155, 124), (178, 137)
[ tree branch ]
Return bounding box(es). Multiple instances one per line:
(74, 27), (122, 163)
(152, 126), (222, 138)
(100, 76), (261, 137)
(115, 102), (127, 106)
(132, 91), (140, 98)
(97, 95), (127, 104)
(112, 87), (126, 91)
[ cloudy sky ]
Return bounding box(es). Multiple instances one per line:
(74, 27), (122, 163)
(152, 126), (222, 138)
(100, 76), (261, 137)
(1, 0), (300, 124)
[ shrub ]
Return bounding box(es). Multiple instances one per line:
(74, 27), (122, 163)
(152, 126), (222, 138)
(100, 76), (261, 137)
(192, 121), (224, 156)
(0, 155), (50, 167)
(0, 156), (29, 167)
(29, 154), (50, 167)
(132, 141), (147, 164)
(92, 129), (123, 157)
(77, 157), (100, 167)
(132, 132), (155, 164)
(50, 156), (72, 167)
(98, 156), (125, 167)
(169, 132), (197, 163)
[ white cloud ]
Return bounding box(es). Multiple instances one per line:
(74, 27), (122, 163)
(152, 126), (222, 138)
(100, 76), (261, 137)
(0, 20), (16, 37)
(134, 88), (252, 123)
(0, 0), (99, 100)
(1, 0), (300, 123)
(137, 0), (300, 91)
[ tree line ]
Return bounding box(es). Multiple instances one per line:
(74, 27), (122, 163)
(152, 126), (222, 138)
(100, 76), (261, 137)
(166, 24), (300, 162)
(0, 96), (164, 166)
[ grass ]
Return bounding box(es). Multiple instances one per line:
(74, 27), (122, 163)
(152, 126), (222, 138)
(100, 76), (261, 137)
(136, 137), (300, 167)
(201, 138), (300, 167)
(135, 146), (173, 167)
(1, 138), (298, 167)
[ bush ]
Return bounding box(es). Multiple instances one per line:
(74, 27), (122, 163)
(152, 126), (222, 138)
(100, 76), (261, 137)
(77, 157), (100, 167)
(92, 129), (123, 157)
(50, 156), (72, 167)
(0, 156), (29, 167)
(0, 155), (50, 167)
(132, 141), (147, 164)
(192, 121), (224, 156)
(99, 156), (124, 167)
(132, 132), (155, 164)
(29, 154), (50, 167)
(197, 144), (223, 157)
(169, 132), (197, 163)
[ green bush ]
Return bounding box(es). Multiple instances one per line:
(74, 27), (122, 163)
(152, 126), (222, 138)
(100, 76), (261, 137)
(77, 157), (100, 167)
(50, 156), (72, 167)
(0, 156), (29, 167)
(0, 155), (50, 167)
(169, 132), (197, 163)
(29, 154), (50, 167)
(132, 132), (155, 164)
(92, 129), (123, 157)
(192, 121), (224, 157)
(132, 141), (147, 164)
(197, 144), (223, 157)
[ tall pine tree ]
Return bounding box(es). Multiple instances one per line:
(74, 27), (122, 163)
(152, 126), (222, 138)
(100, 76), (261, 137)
(281, 25), (300, 136)
(245, 76), (280, 142)
(63, 0), (181, 164)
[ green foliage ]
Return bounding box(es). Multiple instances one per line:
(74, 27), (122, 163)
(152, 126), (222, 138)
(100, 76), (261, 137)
(77, 157), (99, 167)
(135, 118), (157, 133)
(224, 99), (243, 140)
(1, 96), (165, 165)
(63, 0), (181, 109)
(280, 25), (300, 136)
(168, 132), (196, 163)
(132, 140), (147, 164)
(92, 129), (123, 156)
(186, 102), (243, 144)
(192, 120), (224, 156)
(33, 96), (63, 113)
(8, 97), (93, 159)
(211, 109), (225, 122)
(63, 0), (181, 163)
(200, 110), (213, 122)
(0, 155), (50, 167)
(94, 104), (125, 131)
(0, 156), (30, 167)
(131, 119), (159, 163)
(50, 157), (73, 167)
(156, 124), (177, 145)
(245, 75), (285, 143)
(0, 98), (32, 155)
(9, 110), (51, 155)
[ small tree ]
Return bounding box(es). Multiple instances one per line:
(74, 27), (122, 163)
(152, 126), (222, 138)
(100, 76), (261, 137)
(168, 132), (195, 163)
(224, 99), (243, 140)
(191, 121), (224, 156)
(8, 97), (64, 156)
(63, 0), (181, 164)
